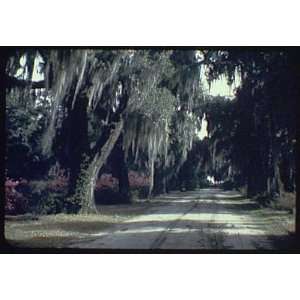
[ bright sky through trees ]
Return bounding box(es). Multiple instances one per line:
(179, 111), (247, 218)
(200, 65), (242, 98)
(197, 113), (208, 140)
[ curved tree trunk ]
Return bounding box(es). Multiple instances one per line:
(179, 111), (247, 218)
(80, 118), (124, 214)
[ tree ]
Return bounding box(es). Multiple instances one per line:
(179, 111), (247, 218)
(202, 50), (297, 202)
(40, 50), (182, 211)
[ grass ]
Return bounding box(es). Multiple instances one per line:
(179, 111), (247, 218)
(5, 202), (153, 248)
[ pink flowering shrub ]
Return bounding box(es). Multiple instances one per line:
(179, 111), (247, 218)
(5, 177), (28, 214)
(95, 171), (149, 191)
(96, 174), (118, 190)
(96, 171), (149, 190)
(128, 170), (149, 188)
(5, 169), (150, 213)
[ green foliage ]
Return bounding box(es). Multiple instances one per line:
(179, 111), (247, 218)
(178, 159), (198, 191)
(6, 94), (50, 179)
(222, 180), (236, 191)
(131, 186), (149, 200)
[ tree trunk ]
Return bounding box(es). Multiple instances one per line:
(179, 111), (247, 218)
(0, 49), (10, 246)
(148, 158), (155, 198)
(296, 133), (300, 238)
(162, 171), (167, 194)
(275, 159), (285, 198)
(118, 159), (131, 203)
(113, 133), (131, 203)
(80, 118), (124, 214)
(66, 95), (89, 196)
(153, 164), (163, 195)
(288, 50), (300, 238)
(246, 137), (267, 198)
(267, 145), (276, 197)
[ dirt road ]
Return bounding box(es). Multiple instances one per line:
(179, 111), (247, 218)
(69, 188), (295, 250)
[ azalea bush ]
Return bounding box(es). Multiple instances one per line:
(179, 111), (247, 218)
(95, 171), (149, 191)
(29, 167), (70, 214)
(94, 171), (150, 203)
(5, 177), (28, 215)
(128, 171), (149, 199)
(128, 171), (149, 188)
(96, 173), (118, 190)
(5, 169), (151, 214)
